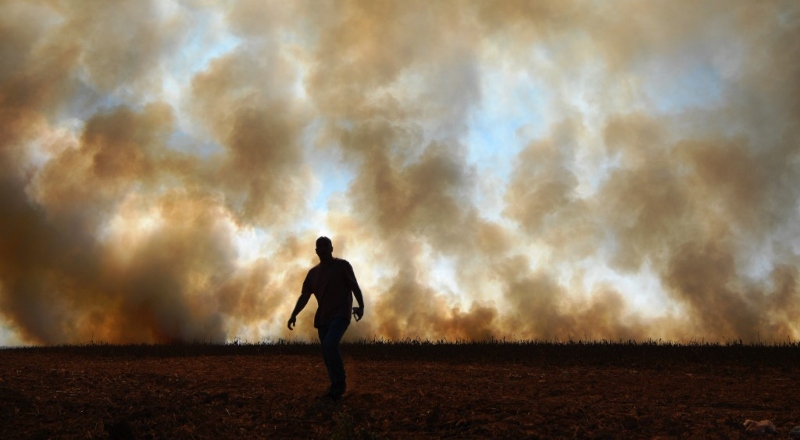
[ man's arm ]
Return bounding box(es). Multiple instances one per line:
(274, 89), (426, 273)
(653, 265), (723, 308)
(352, 285), (364, 310)
(346, 262), (365, 320)
(287, 291), (311, 330)
(352, 291), (365, 321)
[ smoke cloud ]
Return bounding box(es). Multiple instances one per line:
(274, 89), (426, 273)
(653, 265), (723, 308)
(0, 0), (798, 344)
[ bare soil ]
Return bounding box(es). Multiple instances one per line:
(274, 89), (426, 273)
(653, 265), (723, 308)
(1, 343), (798, 439)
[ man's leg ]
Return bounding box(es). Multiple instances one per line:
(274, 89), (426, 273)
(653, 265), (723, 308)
(317, 324), (333, 391)
(319, 317), (349, 399)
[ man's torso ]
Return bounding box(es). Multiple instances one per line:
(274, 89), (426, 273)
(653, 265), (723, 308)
(303, 258), (355, 328)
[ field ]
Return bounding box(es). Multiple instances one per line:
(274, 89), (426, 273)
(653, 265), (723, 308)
(1, 341), (799, 439)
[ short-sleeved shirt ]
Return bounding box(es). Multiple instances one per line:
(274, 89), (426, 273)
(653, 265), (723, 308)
(302, 258), (360, 328)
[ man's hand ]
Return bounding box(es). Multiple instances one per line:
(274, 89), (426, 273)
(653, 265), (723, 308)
(352, 307), (364, 322)
(287, 315), (296, 330)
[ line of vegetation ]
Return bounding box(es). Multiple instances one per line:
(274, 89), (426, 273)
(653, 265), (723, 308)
(2, 336), (798, 366)
(3, 335), (799, 349)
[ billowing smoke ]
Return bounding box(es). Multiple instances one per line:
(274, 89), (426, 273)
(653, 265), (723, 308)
(0, 0), (798, 344)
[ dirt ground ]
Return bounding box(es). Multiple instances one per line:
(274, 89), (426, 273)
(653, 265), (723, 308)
(1, 343), (798, 439)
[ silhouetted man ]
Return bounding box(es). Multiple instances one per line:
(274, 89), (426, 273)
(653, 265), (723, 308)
(288, 236), (364, 402)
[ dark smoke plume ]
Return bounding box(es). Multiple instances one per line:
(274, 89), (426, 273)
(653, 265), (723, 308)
(0, 0), (798, 344)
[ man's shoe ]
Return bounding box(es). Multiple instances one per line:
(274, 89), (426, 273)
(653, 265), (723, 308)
(321, 391), (342, 403)
(331, 381), (346, 396)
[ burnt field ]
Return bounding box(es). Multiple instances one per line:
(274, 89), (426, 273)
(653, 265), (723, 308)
(1, 341), (799, 439)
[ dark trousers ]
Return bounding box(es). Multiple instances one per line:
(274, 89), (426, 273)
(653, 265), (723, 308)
(317, 317), (349, 395)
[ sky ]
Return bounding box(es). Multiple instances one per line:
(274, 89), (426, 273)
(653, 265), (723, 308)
(0, 0), (799, 345)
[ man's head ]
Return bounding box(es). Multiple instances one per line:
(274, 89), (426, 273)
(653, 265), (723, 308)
(315, 236), (333, 261)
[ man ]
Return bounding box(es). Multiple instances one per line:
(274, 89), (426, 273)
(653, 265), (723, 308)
(287, 236), (365, 402)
